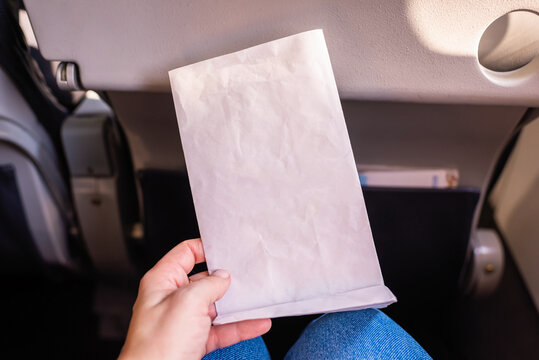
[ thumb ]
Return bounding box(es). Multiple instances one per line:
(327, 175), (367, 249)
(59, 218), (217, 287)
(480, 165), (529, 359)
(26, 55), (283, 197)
(188, 269), (231, 305)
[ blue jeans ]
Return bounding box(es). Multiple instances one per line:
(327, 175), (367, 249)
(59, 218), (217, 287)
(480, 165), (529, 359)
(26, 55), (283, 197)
(203, 309), (431, 359)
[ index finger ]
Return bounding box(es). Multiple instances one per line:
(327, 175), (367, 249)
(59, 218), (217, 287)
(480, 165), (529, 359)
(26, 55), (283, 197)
(142, 238), (206, 292)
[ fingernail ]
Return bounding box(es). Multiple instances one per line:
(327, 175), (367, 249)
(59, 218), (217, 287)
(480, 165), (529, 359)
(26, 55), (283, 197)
(213, 269), (230, 279)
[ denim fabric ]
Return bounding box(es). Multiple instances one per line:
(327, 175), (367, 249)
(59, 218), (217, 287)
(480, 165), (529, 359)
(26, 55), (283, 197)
(203, 309), (431, 360)
(285, 309), (431, 360)
(202, 336), (271, 360)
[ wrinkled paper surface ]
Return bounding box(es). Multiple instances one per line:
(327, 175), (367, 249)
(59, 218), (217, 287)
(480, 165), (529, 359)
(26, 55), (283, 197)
(169, 29), (396, 324)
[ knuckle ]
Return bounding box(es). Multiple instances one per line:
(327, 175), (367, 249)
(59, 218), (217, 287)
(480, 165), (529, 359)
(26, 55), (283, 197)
(139, 270), (154, 290)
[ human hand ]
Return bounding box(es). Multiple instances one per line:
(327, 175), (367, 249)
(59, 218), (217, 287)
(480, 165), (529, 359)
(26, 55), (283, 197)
(119, 238), (272, 360)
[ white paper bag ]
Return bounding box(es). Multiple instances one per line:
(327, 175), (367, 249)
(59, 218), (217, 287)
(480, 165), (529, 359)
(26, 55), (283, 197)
(169, 29), (396, 325)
